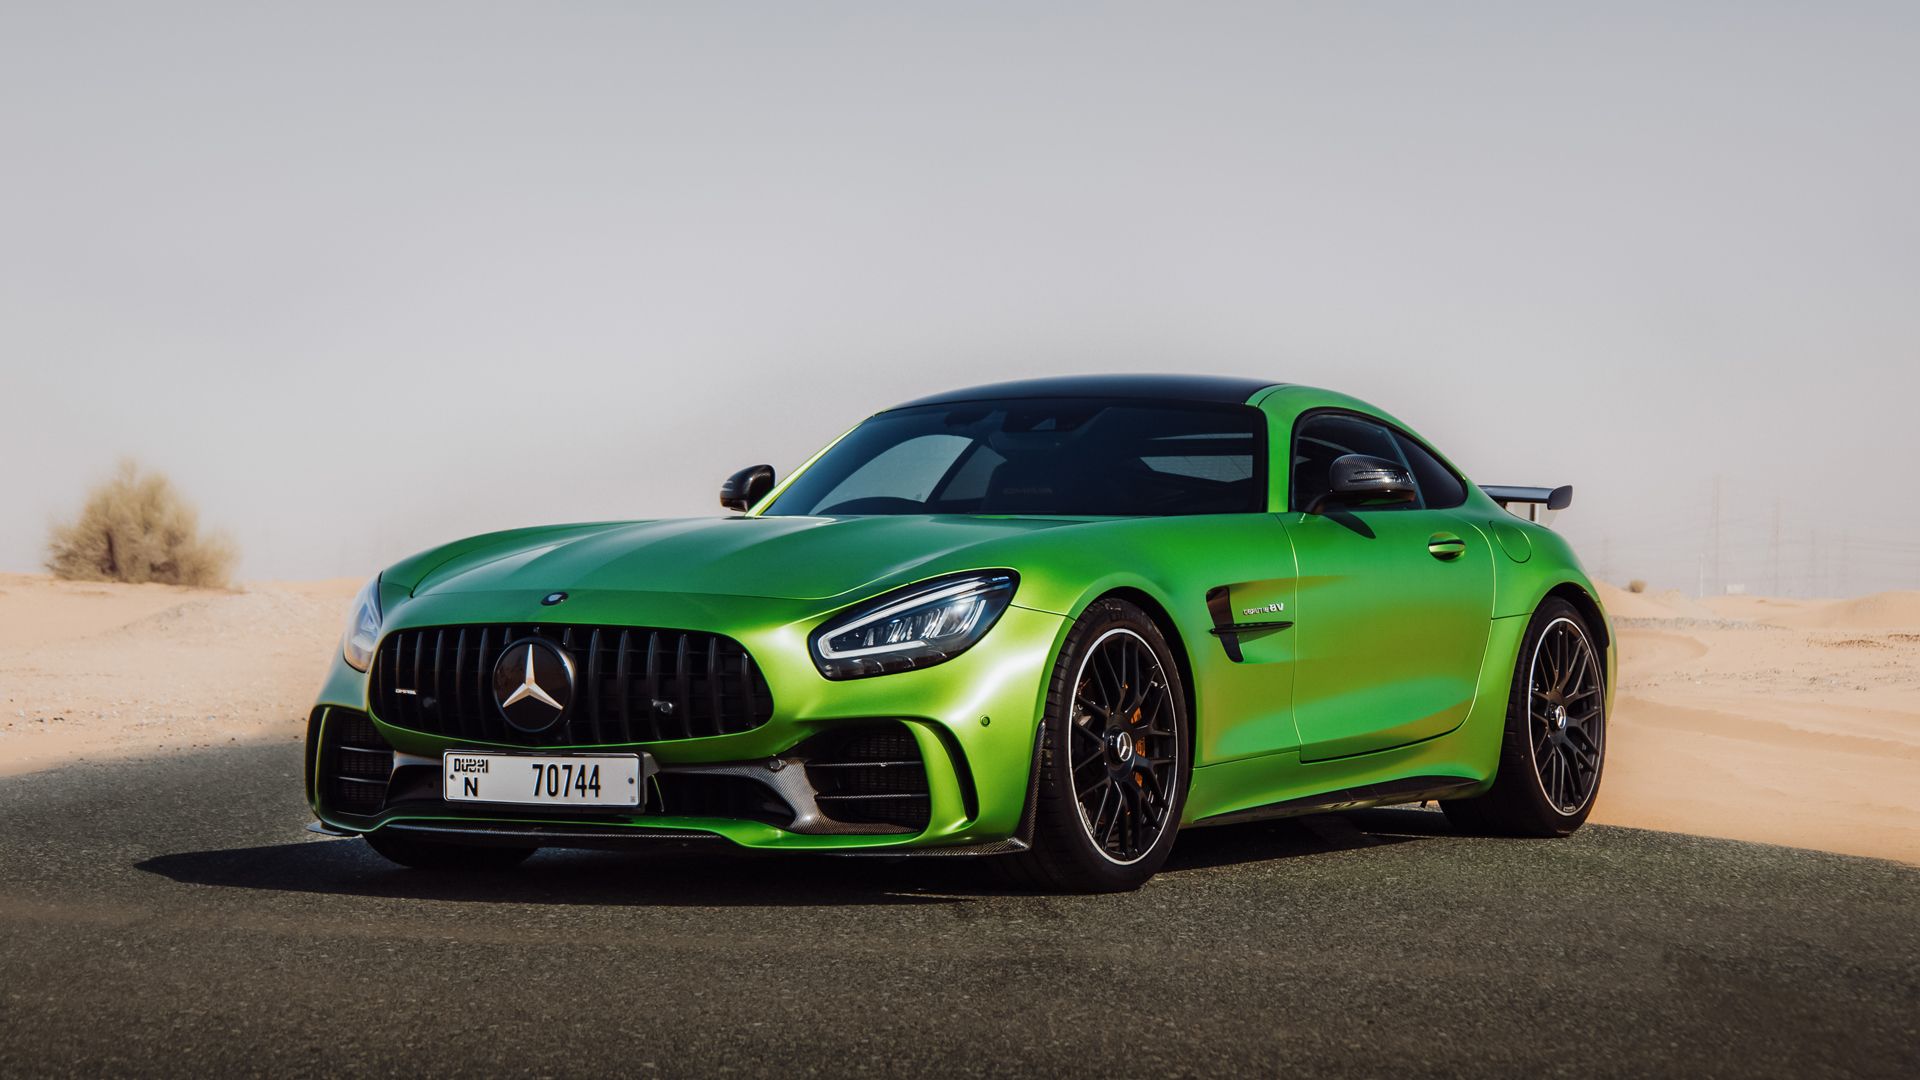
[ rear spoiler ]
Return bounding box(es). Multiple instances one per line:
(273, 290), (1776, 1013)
(1482, 485), (1573, 521)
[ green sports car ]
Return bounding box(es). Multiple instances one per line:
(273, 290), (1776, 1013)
(307, 375), (1611, 891)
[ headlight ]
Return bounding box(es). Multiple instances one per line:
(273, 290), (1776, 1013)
(341, 575), (383, 672)
(810, 571), (1018, 680)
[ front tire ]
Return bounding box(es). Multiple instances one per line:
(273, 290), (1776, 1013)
(1008, 598), (1191, 892)
(1443, 597), (1607, 837)
(364, 829), (537, 871)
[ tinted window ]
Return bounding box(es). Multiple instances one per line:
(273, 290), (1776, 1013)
(1290, 413), (1403, 512)
(1291, 411), (1469, 511)
(805, 434), (971, 512)
(767, 399), (1265, 517)
(1393, 432), (1467, 509)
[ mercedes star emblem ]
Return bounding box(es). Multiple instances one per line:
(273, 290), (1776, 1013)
(492, 638), (575, 733)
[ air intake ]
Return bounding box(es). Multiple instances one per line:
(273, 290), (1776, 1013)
(322, 708), (393, 816)
(801, 724), (931, 833)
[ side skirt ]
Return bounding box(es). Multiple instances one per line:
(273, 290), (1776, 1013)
(1186, 775), (1480, 829)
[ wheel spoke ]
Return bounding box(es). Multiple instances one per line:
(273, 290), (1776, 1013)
(1566, 647), (1590, 696)
(1099, 647), (1127, 707)
(1121, 646), (1141, 713)
(1101, 782), (1124, 849)
(1569, 741), (1597, 773)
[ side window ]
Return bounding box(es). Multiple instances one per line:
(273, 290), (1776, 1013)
(1290, 413), (1404, 512)
(1393, 432), (1467, 509)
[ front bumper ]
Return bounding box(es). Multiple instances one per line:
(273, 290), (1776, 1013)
(307, 594), (1065, 852)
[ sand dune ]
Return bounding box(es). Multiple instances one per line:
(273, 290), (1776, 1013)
(1593, 582), (1716, 621)
(1770, 590), (1920, 631)
(1, 573), (1915, 864)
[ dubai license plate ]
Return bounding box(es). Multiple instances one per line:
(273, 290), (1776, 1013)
(443, 752), (643, 808)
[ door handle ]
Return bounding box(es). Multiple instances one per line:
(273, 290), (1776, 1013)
(1428, 533), (1467, 560)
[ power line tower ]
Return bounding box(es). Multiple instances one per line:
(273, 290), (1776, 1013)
(1709, 475), (1724, 596)
(1770, 498), (1782, 596)
(1806, 528), (1820, 598)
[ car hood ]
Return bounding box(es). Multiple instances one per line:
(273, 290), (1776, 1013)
(406, 515), (1095, 603)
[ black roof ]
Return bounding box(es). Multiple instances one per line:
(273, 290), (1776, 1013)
(891, 374), (1281, 410)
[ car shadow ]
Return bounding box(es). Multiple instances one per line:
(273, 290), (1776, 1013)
(133, 808), (1449, 907)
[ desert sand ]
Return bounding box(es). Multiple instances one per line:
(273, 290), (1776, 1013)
(1, 573), (1915, 864)
(0, 573), (358, 776)
(1591, 583), (1920, 865)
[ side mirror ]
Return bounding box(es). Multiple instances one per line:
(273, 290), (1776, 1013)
(1311, 454), (1418, 513)
(720, 465), (776, 512)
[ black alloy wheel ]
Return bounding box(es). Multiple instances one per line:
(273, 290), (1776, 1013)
(1528, 615), (1605, 815)
(1442, 596), (1608, 838)
(1067, 627), (1181, 864)
(1008, 598), (1191, 892)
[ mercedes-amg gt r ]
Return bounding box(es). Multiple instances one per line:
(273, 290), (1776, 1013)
(306, 375), (1610, 891)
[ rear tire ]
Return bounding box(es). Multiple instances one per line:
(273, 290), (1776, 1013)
(364, 829), (537, 871)
(1443, 597), (1607, 837)
(1006, 598), (1191, 893)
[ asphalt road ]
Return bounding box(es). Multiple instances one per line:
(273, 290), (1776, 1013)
(0, 743), (1914, 1079)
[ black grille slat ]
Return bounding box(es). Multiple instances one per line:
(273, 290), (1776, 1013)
(431, 629), (447, 731)
(475, 627), (496, 743)
(645, 632), (661, 741)
(614, 629), (633, 746)
(673, 635), (691, 741)
(369, 623), (773, 747)
(703, 638), (719, 739)
(739, 652), (754, 729)
(585, 628), (604, 745)
(453, 627), (470, 740)
(407, 631), (425, 732)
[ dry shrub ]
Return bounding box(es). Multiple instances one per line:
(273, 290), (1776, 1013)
(45, 460), (237, 588)
(1628, 580), (1648, 594)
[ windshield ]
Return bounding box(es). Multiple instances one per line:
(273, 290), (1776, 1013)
(764, 398), (1266, 517)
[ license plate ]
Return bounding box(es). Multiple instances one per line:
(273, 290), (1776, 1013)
(443, 752), (644, 808)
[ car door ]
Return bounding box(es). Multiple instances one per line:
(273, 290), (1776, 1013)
(1285, 411), (1494, 761)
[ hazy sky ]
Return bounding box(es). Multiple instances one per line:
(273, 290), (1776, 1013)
(4, 1), (1917, 595)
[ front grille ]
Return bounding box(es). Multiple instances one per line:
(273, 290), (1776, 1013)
(802, 724), (931, 832)
(370, 624), (774, 747)
(322, 708), (393, 816)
